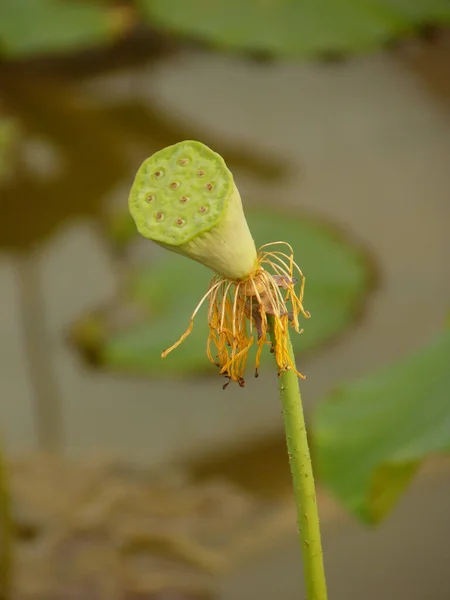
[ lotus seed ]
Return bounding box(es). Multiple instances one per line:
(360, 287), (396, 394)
(128, 140), (233, 248)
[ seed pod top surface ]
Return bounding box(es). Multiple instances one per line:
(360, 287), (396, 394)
(128, 140), (232, 246)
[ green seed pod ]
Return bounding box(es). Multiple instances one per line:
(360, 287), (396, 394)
(128, 140), (257, 280)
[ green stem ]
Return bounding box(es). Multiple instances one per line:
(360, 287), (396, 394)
(268, 316), (328, 600)
(0, 443), (12, 600)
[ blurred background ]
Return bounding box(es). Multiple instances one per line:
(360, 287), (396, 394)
(1, 1), (450, 599)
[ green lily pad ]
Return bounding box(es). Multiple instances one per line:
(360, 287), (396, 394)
(313, 327), (450, 524)
(138, 0), (450, 57)
(0, 0), (124, 58)
(72, 207), (371, 377)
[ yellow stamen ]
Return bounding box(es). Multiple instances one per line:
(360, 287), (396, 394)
(161, 278), (224, 358)
(161, 242), (310, 385)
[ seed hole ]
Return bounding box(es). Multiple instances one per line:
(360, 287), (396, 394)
(180, 196), (189, 204)
(155, 212), (165, 222)
(146, 194), (155, 203)
(178, 158), (189, 166)
(199, 206), (208, 214)
(206, 183), (213, 191)
(176, 218), (186, 227)
(169, 182), (180, 190)
(153, 169), (165, 180)
(197, 169), (205, 177)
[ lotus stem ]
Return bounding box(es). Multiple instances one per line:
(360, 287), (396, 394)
(269, 315), (328, 600)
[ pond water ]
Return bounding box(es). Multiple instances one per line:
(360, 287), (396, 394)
(1, 33), (450, 600)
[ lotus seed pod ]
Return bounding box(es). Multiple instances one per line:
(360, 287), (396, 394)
(128, 140), (258, 280)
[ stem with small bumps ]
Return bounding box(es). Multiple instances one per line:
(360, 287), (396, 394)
(268, 316), (328, 600)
